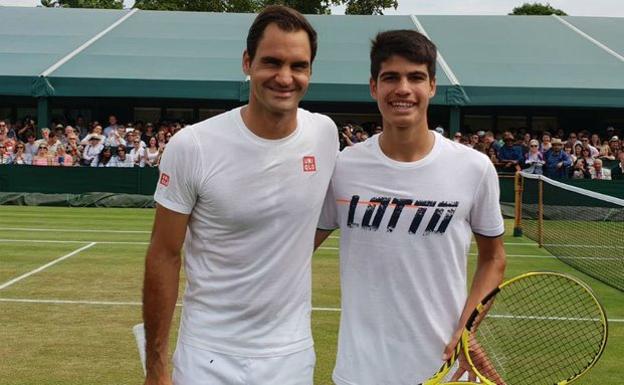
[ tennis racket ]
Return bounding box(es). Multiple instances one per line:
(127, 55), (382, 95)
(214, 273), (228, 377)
(421, 271), (608, 385)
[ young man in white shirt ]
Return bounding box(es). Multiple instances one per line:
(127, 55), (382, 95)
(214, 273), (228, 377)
(143, 6), (338, 385)
(316, 30), (506, 385)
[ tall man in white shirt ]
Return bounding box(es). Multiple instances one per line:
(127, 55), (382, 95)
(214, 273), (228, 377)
(143, 6), (338, 385)
(316, 30), (507, 385)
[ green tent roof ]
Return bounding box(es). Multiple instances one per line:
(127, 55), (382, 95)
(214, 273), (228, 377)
(0, 7), (622, 107)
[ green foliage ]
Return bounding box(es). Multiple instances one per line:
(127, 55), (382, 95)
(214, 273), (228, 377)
(40, 0), (123, 9)
(41, 0), (401, 14)
(132, 0), (398, 14)
(344, 0), (397, 15)
(133, 0), (263, 12)
(510, 2), (567, 16)
(260, 0), (340, 15)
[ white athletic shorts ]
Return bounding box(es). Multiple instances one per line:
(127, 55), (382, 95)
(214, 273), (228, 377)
(172, 342), (316, 385)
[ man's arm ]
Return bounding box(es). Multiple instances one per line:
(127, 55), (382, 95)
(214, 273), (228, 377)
(442, 234), (506, 360)
(143, 204), (189, 385)
(314, 229), (334, 250)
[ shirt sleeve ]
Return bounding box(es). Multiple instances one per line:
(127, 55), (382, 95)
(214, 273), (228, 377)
(153, 128), (201, 215)
(469, 161), (505, 237)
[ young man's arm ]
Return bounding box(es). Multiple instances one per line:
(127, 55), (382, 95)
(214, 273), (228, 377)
(442, 234), (506, 361)
(143, 205), (190, 385)
(314, 229), (334, 250)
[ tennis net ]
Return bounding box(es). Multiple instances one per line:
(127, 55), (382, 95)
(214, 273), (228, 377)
(515, 171), (624, 292)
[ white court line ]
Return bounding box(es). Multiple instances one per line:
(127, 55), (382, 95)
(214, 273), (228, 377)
(0, 242), (96, 290)
(0, 239), (149, 245)
(1, 297), (621, 323)
(0, 227), (150, 234)
(0, 298), (340, 312)
(0, 239), (557, 258)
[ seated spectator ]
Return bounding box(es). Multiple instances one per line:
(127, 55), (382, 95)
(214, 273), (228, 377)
(142, 123), (155, 143)
(93, 146), (113, 167)
(32, 144), (50, 166)
(45, 131), (61, 156)
(523, 139), (544, 175)
(566, 132), (580, 149)
(580, 147), (594, 167)
(598, 140), (615, 160)
(133, 128), (146, 147)
(103, 115), (118, 137)
(468, 133), (479, 148)
(53, 145), (74, 167)
(109, 145), (134, 167)
(0, 143), (11, 164)
(608, 136), (620, 157)
(10, 142), (32, 165)
(24, 132), (38, 157)
(488, 147), (503, 171)
(590, 133), (601, 149)
(0, 124), (16, 154)
(483, 131), (500, 152)
(75, 116), (89, 139)
(81, 125), (104, 145)
(544, 138), (572, 178)
(66, 141), (82, 166)
(611, 151), (624, 180)
(570, 158), (591, 179)
(563, 144), (574, 163)
(497, 132), (524, 173)
(54, 124), (65, 144)
(34, 127), (51, 148)
(81, 136), (103, 166)
(144, 137), (161, 168)
(540, 132), (552, 152)
(580, 135), (599, 158)
(61, 125), (76, 146)
(590, 158), (611, 180)
(572, 143), (583, 163)
(453, 132), (462, 142)
(105, 125), (127, 148)
(129, 138), (145, 167)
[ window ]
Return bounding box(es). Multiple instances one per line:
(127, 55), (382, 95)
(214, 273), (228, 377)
(497, 116), (527, 132)
(463, 115), (493, 132)
(134, 107), (162, 124)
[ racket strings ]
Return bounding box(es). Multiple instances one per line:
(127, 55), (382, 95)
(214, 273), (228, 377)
(468, 274), (605, 385)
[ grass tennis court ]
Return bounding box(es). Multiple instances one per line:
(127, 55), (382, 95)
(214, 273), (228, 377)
(0, 206), (622, 385)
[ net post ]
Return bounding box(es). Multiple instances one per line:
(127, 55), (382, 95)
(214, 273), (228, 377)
(537, 177), (544, 247)
(513, 171), (523, 237)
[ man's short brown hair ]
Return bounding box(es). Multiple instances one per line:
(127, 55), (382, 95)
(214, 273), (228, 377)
(370, 29), (437, 80)
(246, 5), (317, 63)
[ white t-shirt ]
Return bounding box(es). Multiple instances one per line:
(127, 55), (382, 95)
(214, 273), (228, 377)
(318, 131), (504, 385)
(155, 107), (338, 357)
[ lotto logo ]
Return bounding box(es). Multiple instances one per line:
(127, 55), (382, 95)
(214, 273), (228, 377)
(303, 156), (316, 172)
(159, 173), (170, 186)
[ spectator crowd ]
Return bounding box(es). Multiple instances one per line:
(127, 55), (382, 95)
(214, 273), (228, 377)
(0, 115), (182, 168)
(1, 115), (624, 180)
(338, 122), (624, 180)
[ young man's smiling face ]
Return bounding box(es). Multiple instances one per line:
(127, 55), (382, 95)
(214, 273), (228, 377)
(243, 23), (312, 116)
(370, 55), (436, 131)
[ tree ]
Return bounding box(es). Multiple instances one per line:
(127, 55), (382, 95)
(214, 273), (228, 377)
(260, 0), (339, 15)
(134, 0), (398, 14)
(509, 2), (567, 16)
(344, 0), (398, 15)
(41, 0), (123, 8)
(133, 0), (262, 12)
